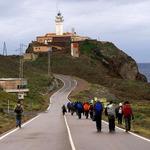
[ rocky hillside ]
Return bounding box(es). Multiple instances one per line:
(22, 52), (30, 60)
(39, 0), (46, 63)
(23, 39), (150, 101)
(79, 40), (147, 82)
(29, 52), (149, 102)
(26, 39), (147, 82)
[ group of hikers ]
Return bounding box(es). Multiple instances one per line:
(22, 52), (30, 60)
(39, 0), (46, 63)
(62, 98), (134, 133)
(13, 97), (134, 133)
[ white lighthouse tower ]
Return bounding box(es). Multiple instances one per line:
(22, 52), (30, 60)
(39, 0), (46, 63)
(55, 12), (64, 35)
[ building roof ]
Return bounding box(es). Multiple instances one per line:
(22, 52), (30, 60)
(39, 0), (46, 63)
(5, 89), (29, 93)
(0, 78), (27, 81)
(37, 32), (75, 38)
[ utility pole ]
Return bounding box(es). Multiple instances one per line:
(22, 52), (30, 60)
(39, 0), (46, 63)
(3, 42), (7, 56)
(48, 47), (52, 76)
(7, 100), (10, 114)
(18, 44), (27, 80)
(17, 44), (27, 100)
(19, 44), (24, 80)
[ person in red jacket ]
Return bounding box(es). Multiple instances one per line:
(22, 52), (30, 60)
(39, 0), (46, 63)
(83, 102), (90, 119)
(122, 101), (134, 132)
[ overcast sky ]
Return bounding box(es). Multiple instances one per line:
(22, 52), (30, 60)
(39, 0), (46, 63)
(0, 0), (150, 62)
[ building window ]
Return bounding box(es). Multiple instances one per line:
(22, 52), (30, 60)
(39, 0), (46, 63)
(17, 85), (27, 89)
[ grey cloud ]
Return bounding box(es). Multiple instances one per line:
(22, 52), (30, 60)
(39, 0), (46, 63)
(0, 0), (150, 62)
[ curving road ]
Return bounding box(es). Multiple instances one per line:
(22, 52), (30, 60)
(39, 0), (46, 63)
(0, 75), (150, 150)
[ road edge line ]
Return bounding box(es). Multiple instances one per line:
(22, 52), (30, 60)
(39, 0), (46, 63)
(0, 115), (40, 141)
(102, 120), (150, 142)
(0, 76), (63, 141)
(56, 76), (77, 150)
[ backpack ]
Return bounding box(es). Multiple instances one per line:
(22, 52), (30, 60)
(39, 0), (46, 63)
(84, 103), (90, 111)
(105, 107), (108, 116)
(77, 103), (82, 110)
(15, 105), (23, 114)
(107, 104), (115, 116)
(95, 102), (103, 112)
(123, 104), (132, 117)
(118, 107), (122, 114)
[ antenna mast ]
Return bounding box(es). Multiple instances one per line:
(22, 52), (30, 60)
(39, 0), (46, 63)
(3, 42), (7, 56)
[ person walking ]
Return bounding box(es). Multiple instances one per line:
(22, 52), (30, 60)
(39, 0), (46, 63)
(67, 102), (71, 113)
(76, 102), (83, 119)
(62, 104), (67, 115)
(14, 101), (23, 128)
(83, 102), (90, 119)
(122, 101), (134, 132)
(70, 102), (76, 116)
(106, 101), (116, 132)
(94, 100), (103, 132)
(89, 102), (94, 119)
(116, 103), (123, 124)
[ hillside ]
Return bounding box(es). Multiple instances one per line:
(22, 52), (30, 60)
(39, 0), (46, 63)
(0, 55), (59, 133)
(1, 41), (149, 102)
(34, 51), (150, 101)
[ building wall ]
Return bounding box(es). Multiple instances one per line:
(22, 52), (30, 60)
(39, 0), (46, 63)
(36, 33), (88, 44)
(71, 43), (79, 57)
(37, 37), (52, 44)
(72, 36), (89, 42)
(35, 33), (89, 55)
(33, 46), (49, 52)
(0, 79), (27, 90)
(56, 22), (63, 35)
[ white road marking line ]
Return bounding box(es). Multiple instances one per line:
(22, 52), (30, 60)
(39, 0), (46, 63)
(66, 79), (77, 98)
(128, 131), (150, 142)
(21, 116), (40, 128)
(0, 76), (64, 141)
(102, 120), (150, 142)
(0, 115), (40, 141)
(56, 76), (77, 150)
(47, 77), (68, 111)
(64, 116), (76, 150)
(0, 128), (18, 141)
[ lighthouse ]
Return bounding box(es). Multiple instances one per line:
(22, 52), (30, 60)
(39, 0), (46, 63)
(55, 12), (64, 35)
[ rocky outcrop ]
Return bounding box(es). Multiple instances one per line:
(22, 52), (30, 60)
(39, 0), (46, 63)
(79, 40), (147, 82)
(119, 60), (138, 80)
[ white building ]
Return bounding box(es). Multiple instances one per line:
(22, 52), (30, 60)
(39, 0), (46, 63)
(55, 12), (64, 35)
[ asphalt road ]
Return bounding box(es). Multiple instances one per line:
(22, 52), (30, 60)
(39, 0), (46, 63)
(0, 75), (150, 150)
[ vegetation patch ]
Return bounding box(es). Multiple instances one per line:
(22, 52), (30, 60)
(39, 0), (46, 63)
(0, 55), (60, 134)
